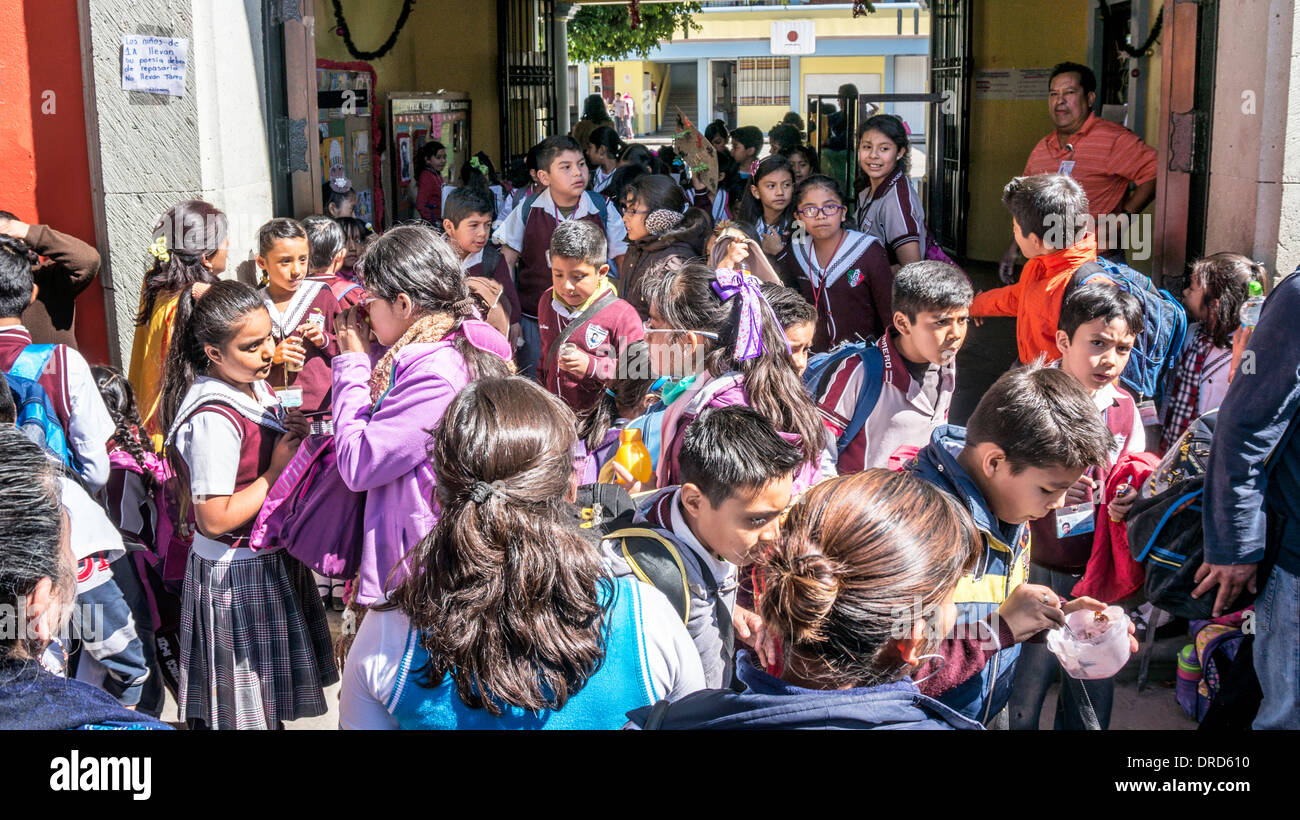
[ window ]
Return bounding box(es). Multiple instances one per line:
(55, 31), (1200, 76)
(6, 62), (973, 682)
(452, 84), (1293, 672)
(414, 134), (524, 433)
(737, 57), (790, 106)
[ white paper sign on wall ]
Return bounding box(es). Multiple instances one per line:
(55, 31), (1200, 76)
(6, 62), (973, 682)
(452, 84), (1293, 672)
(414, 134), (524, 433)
(771, 21), (815, 55)
(121, 35), (188, 97)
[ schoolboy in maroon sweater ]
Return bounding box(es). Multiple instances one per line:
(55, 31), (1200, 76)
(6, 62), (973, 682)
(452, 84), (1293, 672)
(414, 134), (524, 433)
(537, 220), (643, 413)
(493, 135), (628, 377)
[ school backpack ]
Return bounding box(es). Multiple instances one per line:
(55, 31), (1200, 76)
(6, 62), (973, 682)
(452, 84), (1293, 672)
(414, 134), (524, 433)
(521, 188), (611, 232)
(251, 434), (366, 579)
(6, 345), (76, 468)
(1177, 610), (1260, 728)
(1076, 256), (1188, 401)
(801, 338), (884, 456)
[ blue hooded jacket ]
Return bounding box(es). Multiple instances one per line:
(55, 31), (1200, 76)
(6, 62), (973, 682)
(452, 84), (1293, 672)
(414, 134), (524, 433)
(625, 652), (983, 730)
(907, 425), (1030, 724)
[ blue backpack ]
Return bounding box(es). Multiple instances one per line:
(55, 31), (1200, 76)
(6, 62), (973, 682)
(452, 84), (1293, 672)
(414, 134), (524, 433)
(1076, 256), (1188, 401)
(5, 344), (76, 467)
(802, 339), (885, 456)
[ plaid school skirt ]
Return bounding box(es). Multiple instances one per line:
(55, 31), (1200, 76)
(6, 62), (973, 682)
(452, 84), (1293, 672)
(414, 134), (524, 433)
(178, 548), (339, 730)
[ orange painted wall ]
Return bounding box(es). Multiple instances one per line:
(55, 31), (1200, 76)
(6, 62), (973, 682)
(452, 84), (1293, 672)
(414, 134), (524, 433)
(0, 0), (110, 365)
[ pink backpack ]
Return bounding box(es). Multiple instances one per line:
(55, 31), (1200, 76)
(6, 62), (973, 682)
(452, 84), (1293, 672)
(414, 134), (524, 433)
(250, 433), (364, 579)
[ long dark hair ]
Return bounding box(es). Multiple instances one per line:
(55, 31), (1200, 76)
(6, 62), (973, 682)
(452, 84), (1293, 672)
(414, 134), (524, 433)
(1189, 252), (1268, 348)
(587, 126), (626, 164)
(855, 114), (910, 196)
(646, 263), (824, 465)
(91, 366), (158, 493)
(581, 93), (613, 124)
(762, 470), (979, 688)
(0, 429), (66, 664)
(357, 225), (512, 381)
(736, 154), (795, 230)
(577, 342), (659, 453)
(624, 174), (711, 252)
(158, 280), (267, 474)
(135, 200), (227, 328)
(389, 377), (608, 715)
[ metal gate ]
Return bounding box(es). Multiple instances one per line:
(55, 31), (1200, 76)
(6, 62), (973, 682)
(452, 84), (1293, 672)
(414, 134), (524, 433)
(498, 0), (557, 168)
(927, 0), (972, 257)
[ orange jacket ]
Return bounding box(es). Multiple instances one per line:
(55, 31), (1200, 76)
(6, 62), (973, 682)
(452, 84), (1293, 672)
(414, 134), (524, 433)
(971, 234), (1099, 364)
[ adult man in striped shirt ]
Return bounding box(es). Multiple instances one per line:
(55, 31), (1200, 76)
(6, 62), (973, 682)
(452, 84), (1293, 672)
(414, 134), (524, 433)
(999, 62), (1157, 282)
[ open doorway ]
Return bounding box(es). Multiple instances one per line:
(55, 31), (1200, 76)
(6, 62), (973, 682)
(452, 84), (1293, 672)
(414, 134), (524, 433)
(711, 60), (736, 129)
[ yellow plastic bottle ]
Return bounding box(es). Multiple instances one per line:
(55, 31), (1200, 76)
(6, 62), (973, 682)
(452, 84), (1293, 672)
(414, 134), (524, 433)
(598, 428), (652, 486)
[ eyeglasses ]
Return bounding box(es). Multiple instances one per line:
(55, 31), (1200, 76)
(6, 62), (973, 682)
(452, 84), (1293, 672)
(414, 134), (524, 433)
(796, 204), (847, 219)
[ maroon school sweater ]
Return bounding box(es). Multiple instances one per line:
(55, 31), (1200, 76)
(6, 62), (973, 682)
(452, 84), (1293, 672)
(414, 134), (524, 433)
(515, 207), (607, 319)
(783, 231), (894, 352)
(259, 282), (340, 418)
(536, 288), (644, 413)
(466, 252), (522, 325)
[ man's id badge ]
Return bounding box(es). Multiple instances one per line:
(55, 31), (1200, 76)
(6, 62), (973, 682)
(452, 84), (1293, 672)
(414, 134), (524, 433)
(1138, 399), (1158, 426)
(1057, 160), (1076, 176)
(1056, 503), (1096, 538)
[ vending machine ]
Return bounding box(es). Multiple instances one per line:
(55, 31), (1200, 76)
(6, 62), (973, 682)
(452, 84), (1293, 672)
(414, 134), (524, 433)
(385, 91), (471, 226)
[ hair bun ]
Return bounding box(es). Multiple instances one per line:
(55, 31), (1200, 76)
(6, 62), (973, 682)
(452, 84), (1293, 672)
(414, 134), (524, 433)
(765, 547), (841, 645)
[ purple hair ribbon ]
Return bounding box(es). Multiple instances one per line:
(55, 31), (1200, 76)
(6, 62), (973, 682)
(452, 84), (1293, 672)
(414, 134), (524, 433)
(712, 267), (782, 362)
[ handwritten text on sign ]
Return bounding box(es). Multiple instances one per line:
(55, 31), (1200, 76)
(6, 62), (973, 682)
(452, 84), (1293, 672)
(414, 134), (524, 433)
(122, 35), (188, 97)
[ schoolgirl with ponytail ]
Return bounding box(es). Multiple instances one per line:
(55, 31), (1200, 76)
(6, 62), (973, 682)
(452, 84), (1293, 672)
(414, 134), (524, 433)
(626, 469), (985, 730)
(128, 199), (228, 447)
(330, 225), (513, 607)
(159, 279), (335, 729)
(338, 376), (703, 729)
(644, 263), (832, 492)
(585, 125), (626, 194)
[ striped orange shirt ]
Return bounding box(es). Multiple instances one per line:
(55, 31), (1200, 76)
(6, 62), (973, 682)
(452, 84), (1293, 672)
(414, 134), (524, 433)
(1024, 112), (1157, 218)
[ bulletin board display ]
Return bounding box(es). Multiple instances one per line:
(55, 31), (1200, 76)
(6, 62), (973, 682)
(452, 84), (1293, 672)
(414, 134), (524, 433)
(386, 92), (470, 226)
(317, 67), (376, 225)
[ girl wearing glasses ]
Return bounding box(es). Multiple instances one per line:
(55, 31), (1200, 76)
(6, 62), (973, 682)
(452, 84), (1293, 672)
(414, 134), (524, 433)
(783, 175), (894, 351)
(855, 114), (927, 267)
(642, 264), (830, 495)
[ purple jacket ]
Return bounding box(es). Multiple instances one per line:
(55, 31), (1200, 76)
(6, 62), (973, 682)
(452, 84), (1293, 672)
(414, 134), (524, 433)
(332, 323), (511, 605)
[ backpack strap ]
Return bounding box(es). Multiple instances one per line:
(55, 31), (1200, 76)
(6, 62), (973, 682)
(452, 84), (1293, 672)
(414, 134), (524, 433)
(608, 526), (692, 623)
(546, 290), (618, 379)
(638, 698), (674, 730)
(585, 190), (610, 231)
(812, 341), (884, 456)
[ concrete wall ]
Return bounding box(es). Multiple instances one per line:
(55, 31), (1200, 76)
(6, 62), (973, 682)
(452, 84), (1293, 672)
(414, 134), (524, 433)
(0, 0), (112, 364)
(312, 0), (500, 162)
(81, 0), (275, 366)
(1205, 0), (1299, 281)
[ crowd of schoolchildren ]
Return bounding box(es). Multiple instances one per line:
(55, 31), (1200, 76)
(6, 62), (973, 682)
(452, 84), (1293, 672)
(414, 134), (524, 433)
(1, 104), (1295, 732)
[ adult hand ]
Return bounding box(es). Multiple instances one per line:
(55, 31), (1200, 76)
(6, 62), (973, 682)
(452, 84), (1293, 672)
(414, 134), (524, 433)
(296, 319), (327, 349)
(996, 583), (1066, 643)
(1064, 475), (1096, 506)
(1062, 597), (1140, 653)
(557, 344), (590, 378)
(334, 305), (372, 356)
(733, 605), (777, 668)
(273, 337), (306, 369)
(1192, 562), (1258, 617)
(998, 243), (1020, 284)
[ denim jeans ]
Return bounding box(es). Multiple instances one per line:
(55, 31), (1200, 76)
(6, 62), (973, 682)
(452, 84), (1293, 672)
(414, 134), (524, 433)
(1008, 564), (1115, 730)
(1253, 565), (1300, 730)
(517, 315), (541, 379)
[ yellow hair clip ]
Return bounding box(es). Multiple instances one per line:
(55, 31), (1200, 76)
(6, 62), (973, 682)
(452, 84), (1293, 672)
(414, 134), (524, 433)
(148, 236), (171, 263)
